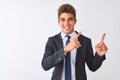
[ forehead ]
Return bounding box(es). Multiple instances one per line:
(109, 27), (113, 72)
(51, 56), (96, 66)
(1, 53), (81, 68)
(59, 12), (74, 18)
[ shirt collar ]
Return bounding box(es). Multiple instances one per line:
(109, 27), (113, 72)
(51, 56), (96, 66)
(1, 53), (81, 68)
(61, 31), (76, 39)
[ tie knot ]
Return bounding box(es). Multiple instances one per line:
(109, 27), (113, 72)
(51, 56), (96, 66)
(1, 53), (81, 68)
(65, 35), (71, 39)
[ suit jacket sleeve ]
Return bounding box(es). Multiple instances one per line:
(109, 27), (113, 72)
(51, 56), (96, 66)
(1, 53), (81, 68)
(41, 37), (65, 71)
(86, 39), (106, 71)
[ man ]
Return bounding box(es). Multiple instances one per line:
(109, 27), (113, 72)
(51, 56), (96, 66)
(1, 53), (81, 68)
(41, 3), (108, 80)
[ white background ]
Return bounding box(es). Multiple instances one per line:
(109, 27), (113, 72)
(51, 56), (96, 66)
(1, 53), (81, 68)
(0, 0), (120, 80)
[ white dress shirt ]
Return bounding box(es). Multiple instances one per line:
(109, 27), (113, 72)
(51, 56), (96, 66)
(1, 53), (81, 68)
(61, 31), (77, 80)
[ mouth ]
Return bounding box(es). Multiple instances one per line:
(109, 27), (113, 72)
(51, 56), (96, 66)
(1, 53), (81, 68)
(64, 26), (71, 30)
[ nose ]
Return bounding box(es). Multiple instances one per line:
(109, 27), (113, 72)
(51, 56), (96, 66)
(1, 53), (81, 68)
(64, 20), (69, 26)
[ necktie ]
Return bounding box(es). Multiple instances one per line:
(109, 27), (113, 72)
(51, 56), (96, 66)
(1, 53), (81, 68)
(65, 35), (71, 80)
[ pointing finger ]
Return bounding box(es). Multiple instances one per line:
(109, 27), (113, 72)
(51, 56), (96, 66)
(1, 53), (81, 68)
(100, 33), (106, 42)
(74, 32), (81, 39)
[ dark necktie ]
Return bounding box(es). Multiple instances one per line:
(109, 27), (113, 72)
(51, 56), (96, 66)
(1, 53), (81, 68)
(65, 35), (71, 80)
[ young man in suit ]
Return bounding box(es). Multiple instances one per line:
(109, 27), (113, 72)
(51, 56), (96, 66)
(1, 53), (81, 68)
(41, 3), (108, 80)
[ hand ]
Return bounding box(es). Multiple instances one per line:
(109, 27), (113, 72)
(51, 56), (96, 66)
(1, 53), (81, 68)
(64, 32), (81, 53)
(95, 33), (108, 57)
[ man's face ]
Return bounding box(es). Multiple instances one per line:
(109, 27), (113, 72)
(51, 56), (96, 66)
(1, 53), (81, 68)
(58, 13), (76, 35)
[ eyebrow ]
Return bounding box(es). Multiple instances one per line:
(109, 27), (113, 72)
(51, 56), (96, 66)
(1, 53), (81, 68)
(60, 17), (74, 20)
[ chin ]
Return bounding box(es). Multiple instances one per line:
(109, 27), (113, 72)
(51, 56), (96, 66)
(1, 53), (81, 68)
(64, 31), (72, 34)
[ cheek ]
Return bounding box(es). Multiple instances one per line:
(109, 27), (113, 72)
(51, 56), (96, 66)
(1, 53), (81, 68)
(72, 22), (76, 27)
(72, 21), (76, 24)
(58, 21), (62, 26)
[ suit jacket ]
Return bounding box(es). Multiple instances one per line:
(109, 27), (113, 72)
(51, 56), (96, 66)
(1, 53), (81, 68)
(41, 31), (106, 80)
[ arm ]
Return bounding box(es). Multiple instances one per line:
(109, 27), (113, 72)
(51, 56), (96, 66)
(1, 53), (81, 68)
(86, 39), (106, 71)
(41, 37), (65, 71)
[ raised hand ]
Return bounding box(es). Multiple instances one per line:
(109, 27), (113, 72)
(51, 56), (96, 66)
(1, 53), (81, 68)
(64, 32), (81, 53)
(95, 33), (108, 57)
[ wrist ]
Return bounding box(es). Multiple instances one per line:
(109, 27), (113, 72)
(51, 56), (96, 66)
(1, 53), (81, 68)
(96, 52), (104, 57)
(64, 46), (69, 53)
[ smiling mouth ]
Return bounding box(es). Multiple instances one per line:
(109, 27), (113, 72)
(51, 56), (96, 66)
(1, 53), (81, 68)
(64, 26), (70, 30)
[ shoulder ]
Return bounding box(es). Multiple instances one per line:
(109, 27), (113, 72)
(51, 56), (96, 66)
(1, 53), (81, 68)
(48, 32), (61, 40)
(46, 32), (62, 44)
(78, 34), (92, 44)
(80, 34), (91, 40)
(46, 32), (62, 46)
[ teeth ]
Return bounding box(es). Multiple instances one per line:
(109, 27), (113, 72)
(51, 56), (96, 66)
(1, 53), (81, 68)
(65, 26), (70, 30)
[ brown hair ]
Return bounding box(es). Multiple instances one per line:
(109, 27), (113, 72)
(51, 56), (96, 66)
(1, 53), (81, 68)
(58, 3), (76, 19)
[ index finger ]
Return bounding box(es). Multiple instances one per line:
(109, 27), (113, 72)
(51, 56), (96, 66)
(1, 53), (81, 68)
(100, 33), (106, 42)
(74, 32), (81, 39)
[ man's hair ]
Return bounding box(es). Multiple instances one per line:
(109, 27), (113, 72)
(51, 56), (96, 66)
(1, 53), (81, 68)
(58, 3), (76, 19)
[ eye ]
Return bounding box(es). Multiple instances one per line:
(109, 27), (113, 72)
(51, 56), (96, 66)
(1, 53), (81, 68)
(60, 18), (65, 22)
(68, 17), (73, 21)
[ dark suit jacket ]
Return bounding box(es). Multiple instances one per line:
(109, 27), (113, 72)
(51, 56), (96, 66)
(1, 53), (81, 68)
(41, 31), (106, 80)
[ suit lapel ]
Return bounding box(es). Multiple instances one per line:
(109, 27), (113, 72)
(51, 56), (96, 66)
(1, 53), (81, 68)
(55, 33), (63, 49)
(75, 31), (83, 68)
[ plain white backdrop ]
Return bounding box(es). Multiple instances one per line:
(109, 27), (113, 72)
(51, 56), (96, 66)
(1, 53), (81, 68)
(0, 0), (120, 80)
